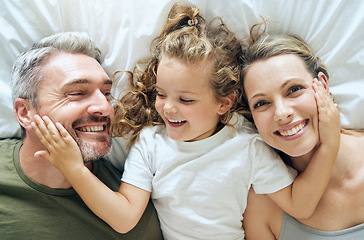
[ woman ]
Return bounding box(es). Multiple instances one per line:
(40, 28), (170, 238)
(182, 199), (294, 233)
(241, 34), (364, 239)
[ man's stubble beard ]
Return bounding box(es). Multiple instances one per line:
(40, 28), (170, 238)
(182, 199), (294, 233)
(68, 116), (113, 163)
(76, 135), (112, 163)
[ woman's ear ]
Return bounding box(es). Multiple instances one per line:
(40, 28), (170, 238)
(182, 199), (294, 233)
(317, 72), (329, 93)
(217, 93), (235, 115)
(14, 98), (35, 131)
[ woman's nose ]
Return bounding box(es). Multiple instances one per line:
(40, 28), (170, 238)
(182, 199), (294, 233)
(273, 99), (293, 122)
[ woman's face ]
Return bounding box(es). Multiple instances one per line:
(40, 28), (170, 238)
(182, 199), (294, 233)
(244, 54), (320, 157)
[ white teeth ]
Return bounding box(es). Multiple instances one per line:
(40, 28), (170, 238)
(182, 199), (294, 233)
(80, 126), (104, 132)
(169, 119), (184, 124)
(279, 123), (305, 136)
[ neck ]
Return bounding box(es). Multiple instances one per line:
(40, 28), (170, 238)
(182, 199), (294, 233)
(19, 135), (92, 189)
(329, 133), (362, 186)
(289, 133), (357, 185)
(289, 145), (318, 173)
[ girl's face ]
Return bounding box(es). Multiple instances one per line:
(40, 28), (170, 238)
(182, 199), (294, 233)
(244, 54), (320, 157)
(155, 57), (231, 142)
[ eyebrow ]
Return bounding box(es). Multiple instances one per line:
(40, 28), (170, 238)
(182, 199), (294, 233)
(62, 78), (112, 90)
(250, 79), (293, 99)
(155, 85), (200, 96)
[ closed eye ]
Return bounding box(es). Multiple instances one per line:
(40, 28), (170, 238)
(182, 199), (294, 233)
(156, 91), (166, 98)
(180, 98), (193, 103)
(68, 91), (85, 96)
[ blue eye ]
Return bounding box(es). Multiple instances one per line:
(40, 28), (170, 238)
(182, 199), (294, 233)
(253, 100), (268, 109)
(289, 85), (303, 94)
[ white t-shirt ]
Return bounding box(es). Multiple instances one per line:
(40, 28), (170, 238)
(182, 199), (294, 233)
(122, 115), (296, 240)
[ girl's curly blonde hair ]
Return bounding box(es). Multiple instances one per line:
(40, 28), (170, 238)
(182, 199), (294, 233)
(113, 3), (244, 147)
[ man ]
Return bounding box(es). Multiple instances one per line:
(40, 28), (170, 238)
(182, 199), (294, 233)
(0, 32), (162, 239)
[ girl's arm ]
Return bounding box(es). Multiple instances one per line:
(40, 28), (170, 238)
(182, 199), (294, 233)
(31, 115), (150, 233)
(267, 79), (340, 219)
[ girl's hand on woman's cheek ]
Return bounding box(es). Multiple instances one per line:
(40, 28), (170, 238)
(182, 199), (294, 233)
(312, 78), (340, 150)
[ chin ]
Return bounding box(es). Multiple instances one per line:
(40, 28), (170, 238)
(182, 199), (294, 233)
(78, 138), (112, 162)
(281, 143), (317, 158)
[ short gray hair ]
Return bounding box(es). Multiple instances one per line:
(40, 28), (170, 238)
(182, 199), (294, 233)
(12, 32), (101, 107)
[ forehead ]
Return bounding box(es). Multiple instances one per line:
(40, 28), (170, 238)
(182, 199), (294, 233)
(157, 56), (213, 88)
(41, 52), (110, 88)
(245, 54), (310, 87)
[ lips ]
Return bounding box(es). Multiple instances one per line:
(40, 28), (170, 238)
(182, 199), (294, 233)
(275, 119), (308, 136)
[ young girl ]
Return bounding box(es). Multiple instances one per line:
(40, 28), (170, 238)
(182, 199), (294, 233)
(32, 4), (340, 240)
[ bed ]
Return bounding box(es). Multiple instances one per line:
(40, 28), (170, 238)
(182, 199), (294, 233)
(1, 0), (363, 166)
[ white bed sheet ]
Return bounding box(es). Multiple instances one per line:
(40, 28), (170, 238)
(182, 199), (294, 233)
(1, 0), (363, 142)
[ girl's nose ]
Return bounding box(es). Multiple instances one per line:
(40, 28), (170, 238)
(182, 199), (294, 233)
(164, 99), (177, 114)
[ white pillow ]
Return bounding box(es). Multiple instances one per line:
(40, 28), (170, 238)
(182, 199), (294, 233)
(1, 0), (363, 166)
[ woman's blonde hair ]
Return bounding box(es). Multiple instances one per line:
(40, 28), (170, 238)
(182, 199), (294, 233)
(113, 3), (244, 146)
(240, 33), (329, 123)
(240, 28), (364, 165)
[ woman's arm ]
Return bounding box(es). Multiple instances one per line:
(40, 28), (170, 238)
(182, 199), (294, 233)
(243, 188), (281, 240)
(31, 115), (150, 233)
(267, 78), (340, 219)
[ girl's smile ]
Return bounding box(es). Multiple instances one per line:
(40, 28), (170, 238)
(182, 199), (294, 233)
(155, 56), (229, 142)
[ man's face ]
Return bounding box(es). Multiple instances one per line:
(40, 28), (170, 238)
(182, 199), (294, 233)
(34, 52), (114, 162)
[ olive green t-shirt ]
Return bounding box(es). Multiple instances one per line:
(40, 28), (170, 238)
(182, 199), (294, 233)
(0, 138), (162, 240)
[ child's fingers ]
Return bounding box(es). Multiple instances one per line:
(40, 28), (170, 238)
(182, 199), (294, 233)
(33, 115), (55, 143)
(55, 122), (77, 146)
(42, 116), (62, 139)
(34, 115), (62, 145)
(312, 78), (340, 143)
(313, 79), (332, 109)
(31, 121), (51, 149)
(31, 115), (55, 148)
(34, 150), (51, 162)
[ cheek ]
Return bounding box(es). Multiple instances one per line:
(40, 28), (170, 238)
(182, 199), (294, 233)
(252, 112), (270, 136)
(37, 94), (70, 115)
(37, 99), (80, 125)
(154, 98), (162, 113)
(299, 94), (318, 120)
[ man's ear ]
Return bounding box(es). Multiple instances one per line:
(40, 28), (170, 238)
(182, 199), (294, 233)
(14, 98), (35, 131)
(217, 93), (235, 115)
(317, 72), (329, 93)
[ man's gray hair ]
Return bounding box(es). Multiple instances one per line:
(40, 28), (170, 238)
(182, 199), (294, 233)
(11, 32), (101, 107)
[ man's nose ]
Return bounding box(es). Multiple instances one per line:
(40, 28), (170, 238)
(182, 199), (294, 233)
(87, 90), (112, 116)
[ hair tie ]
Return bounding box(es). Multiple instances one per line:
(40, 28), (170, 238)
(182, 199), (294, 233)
(188, 18), (198, 26)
